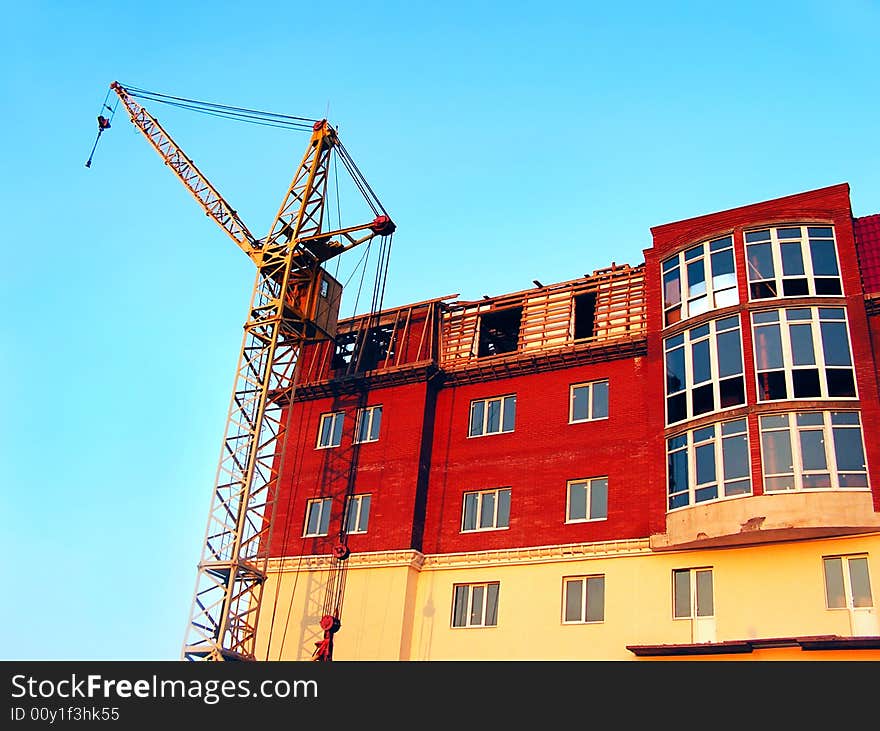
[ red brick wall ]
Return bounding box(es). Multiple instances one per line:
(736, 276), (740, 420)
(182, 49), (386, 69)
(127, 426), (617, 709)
(421, 357), (661, 554)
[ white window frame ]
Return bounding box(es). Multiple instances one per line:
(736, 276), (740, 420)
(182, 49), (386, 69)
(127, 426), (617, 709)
(673, 567), (714, 620)
(562, 575), (605, 624)
(354, 405), (382, 444)
(468, 394), (516, 437)
(569, 380), (609, 423)
(461, 487), (511, 532)
(664, 315), (746, 426)
(751, 306), (857, 403)
(565, 477), (608, 522)
(823, 554), (874, 610)
(303, 497), (332, 537)
(759, 411), (869, 492)
(666, 418), (752, 511)
(745, 225), (843, 301)
(316, 411), (344, 449)
(661, 234), (738, 326)
(344, 493), (371, 534)
(451, 582), (500, 628)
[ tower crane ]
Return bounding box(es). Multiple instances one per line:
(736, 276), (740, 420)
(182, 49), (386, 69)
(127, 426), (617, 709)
(101, 82), (395, 661)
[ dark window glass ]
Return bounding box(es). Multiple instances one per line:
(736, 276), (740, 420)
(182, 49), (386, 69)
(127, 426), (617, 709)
(666, 347), (685, 393)
(695, 443), (716, 485)
(821, 322), (852, 366)
(717, 329), (743, 378)
(667, 393), (687, 424)
(692, 339), (711, 384)
(789, 324), (816, 366)
(502, 396), (516, 431)
(593, 382), (609, 418)
(792, 369), (821, 398)
(469, 402), (484, 436)
(722, 433), (749, 480)
(757, 371), (787, 401)
(826, 369), (856, 398)
(833, 427), (866, 472)
(781, 242), (805, 274)
(800, 430), (828, 471)
(687, 259), (706, 297)
(751, 281), (778, 299)
(590, 479), (608, 520)
(668, 449), (688, 495)
(782, 278), (809, 296)
(691, 384), (714, 416)
(815, 278), (843, 295)
(747, 243), (775, 279)
(719, 376), (745, 408)
(452, 586), (469, 626)
(497, 489), (511, 527)
(754, 325), (783, 370)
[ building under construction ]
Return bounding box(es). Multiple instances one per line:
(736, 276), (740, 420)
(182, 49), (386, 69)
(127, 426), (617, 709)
(248, 182), (880, 660)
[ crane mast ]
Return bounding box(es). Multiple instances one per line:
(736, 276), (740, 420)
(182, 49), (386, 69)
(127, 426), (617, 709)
(107, 82), (394, 661)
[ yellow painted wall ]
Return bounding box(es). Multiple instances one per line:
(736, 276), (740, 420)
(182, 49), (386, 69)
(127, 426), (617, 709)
(257, 533), (880, 660)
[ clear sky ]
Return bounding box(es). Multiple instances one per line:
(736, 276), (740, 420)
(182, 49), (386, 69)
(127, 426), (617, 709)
(1, 0), (878, 660)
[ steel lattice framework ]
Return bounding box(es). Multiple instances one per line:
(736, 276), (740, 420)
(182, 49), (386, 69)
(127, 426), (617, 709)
(110, 82), (394, 661)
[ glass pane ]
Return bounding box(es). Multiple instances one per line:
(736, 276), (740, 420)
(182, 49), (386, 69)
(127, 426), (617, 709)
(745, 229), (771, 243)
(780, 242), (805, 275)
(663, 269), (681, 307)
(778, 227), (802, 239)
(345, 499), (357, 532)
(792, 369), (821, 398)
(487, 400), (501, 433)
(568, 481), (587, 520)
(721, 419), (746, 435)
(497, 489), (510, 528)
(694, 425), (714, 442)
(820, 322), (851, 366)
(796, 412), (823, 426)
(799, 430), (827, 471)
(370, 407), (382, 440)
(692, 339), (711, 384)
(687, 259), (706, 297)
(479, 492), (496, 528)
(319, 500), (331, 534)
(833, 427), (866, 472)
(667, 393), (687, 424)
(590, 479), (608, 520)
(715, 287), (738, 308)
(572, 386), (589, 421)
(502, 396), (516, 432)
(320, 417), (332, 446)
(469, 401), (484, 436)
(673, 570), (691, 618)
(359, 495), (371, 531)
(810, 240), (839, 276)
(696, 570), (714, 617)
(757, 370), (787, 401)
(666, 347), (686, 393)
(762, 430), (793, 475)
(826, 369), (856, 398)
(754, 325), (783, 370)
(789, 323), (816, 365)
(719, 376), (745, 408)
(463, 492), (478, 530)
(565, 580), (583, 622)
(452, 586), (469, 626)
(668, 449), (688, 497)
(470, 586), (484, 625)
(357, 412), (370, 443)
(746, 242), (774, 280)
(808, 227), (833, 238)
(848, 558), (873, 608)
(592, 381), (609, 418)
(332, 414), (343, 446)
(722, 433), (749, 480)
(823, 558), (846, 609)
(691, 383), (714, 416)
(485, 584), (499, 625)
(717, 329), (743, 378)
(831, 412), (859, 426)
(724, 479), (751, 496)
(586, 577), (605, 622)
(306, 503), (320, 535)
(695, 442), (716, 486)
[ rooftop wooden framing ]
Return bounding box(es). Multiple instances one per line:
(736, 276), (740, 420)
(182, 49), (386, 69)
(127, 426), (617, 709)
(293, 263), (647, 395)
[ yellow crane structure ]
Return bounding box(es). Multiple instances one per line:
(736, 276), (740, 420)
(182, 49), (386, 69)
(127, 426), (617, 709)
(103, 82), (395, 661)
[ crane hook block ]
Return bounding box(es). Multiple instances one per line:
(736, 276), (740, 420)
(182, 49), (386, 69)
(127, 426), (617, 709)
(332, 543), (350, 560)
(97, 115), (111, 131)
(370, 215), (396, 236)
(320, 614), (341, 633)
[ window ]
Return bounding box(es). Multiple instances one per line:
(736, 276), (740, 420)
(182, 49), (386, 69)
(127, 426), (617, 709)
(566, 478), (608, 521)
(478, 308), (522, 357)
(760, 411), (869, 491)
(563, 575), (605, 623)
(667, 418), (751, 510)
(462, 488), (511, 531)
(331, 324), (396, 373)
(452, 582), (499, 627)
(746, 225), (842, 300)
(673, 568), (714, 619)
(344, 494), (371, 534)
(752, 307), (856, 401)
(468, 394), (516, 437)
(662, 235), (737, 326)
(317, 411), (344, 448)
(570, 380), (609, 422)
(573, 292), (597, 339)
(319, 277), (330, 298)
(664, 316), (745, 425)
(354, 405), (382, 444)
(824, 555), (873, 609)
(304, 497), (332, 537)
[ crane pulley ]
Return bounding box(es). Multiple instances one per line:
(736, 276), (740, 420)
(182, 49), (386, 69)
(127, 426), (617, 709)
(95, 81), (395, 661)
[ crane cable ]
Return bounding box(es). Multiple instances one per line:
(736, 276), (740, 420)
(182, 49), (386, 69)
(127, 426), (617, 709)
(84, 88), (119, 168)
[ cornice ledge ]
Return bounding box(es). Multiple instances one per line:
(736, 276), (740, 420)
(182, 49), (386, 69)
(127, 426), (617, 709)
(423, 539), (652, 569)
(266, 549), (426, 573)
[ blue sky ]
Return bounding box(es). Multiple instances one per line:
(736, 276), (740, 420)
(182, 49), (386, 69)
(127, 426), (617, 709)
(1, 1), (878, 660)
